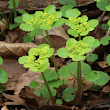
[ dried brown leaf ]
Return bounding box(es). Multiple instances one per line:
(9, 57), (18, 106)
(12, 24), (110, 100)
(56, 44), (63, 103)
(5, 28), (27, 43)
(0, 42), (37, 57)
(2, 93), (26, 106)
(14, 69), (43, 95)
(0, 58), (27, 91)
(1, 106), (9, 110)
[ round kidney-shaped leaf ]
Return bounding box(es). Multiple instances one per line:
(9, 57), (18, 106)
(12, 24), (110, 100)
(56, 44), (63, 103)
(93, 71), (109, 85)
(85, 71), (100, 82)
(29, 81), (40, 88)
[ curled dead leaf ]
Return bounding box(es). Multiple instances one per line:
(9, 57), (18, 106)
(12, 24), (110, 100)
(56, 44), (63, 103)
(0, 42), (37, 57)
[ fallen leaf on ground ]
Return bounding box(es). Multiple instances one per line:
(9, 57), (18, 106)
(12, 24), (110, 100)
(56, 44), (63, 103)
(0, 42), (37, 57)
(5, 28), (27, 43)
(1, 105), (9, 110)
(0, 58), (27, 91)
(2, 93), (26, 106)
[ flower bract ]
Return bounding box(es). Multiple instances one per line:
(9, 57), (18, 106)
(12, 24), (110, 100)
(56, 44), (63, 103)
(57, 36), (100, 61)
(18, 44), (54, 72)
(65, 9), (98, 37)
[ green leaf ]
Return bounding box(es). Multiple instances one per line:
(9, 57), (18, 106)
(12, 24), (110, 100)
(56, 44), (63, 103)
(106, 5), (110, 11)
(29, 81), (40, 88)
(100, 36), (110, 46)
(93, 71), (110, 85)
(96, 0), (110, 11)
(60, 5), (73, 17)
(41, 84), (56, 98)
(0, 57), (3, 65)
(66, 8), (81, 18)
(30, 27), (43, 37)
(34, 89), (41, 97)
(67, 29), (78, 37)
(18, 9), (26, 14)
(85, 71), (100, 82)
(14, 16), (23, 23)
(29, 66), (38, 72)
(60, 79), (68, 85)
(44, 5), (56, 14)
(0, 84), (4, 92)
(57, 48), (69, 58)
(82, 36), (95, 48)
(87, 54), (98, 62)
(93, 39), (100, 48)
(20, 23), (34, 32)
(0, 68), (9, 84)
(22, 13), (33, 24)
(66, 38), (77, 46)
(101, 23), (109, 30)
(48, 80), (61, 88)
(53, 11), (62, 18)
(92, 85), (102, 91)
(88, 19), (98, 28)
(62, 87), (76, 102)
(38, 62), (50, 72)
(59, 0), (77, 6)
(40, 23), (52, 30)
(53, 18), (65, 27)
(80, 15), (88, 22)
(37, 44), (50, 49)
(106, 54), (110, 65)
(24, 34), (34, 42)
(56, 99), (63, 105)
(107, 20), (110, 26)
(39, 69), (59, 81)
(35, 11), (43, 18)
(71, 55), (85, 61)
(68, 62), (91, 76)
(18, 56), (27, 64)
(58, 66), (71, 77)
(9, 23), (20, 30)
(8, 0), (19, 9)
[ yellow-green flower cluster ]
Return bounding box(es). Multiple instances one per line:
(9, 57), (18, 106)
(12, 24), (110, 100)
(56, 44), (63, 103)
(57, 36), (100, 61)
(20, 5), (62, 31)
(18, 44), (54, 72)
(66, 39), (91, 61)
(66, 14), (98, 37)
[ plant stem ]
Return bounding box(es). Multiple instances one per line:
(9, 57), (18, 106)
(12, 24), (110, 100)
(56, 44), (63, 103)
(77, 61), (82, 102)
(12, 0), (17, 18)
(25, 0), (29, 13)
(76, 35), (82, 102)
(45, 30), (58, 72)
(41, 72), (55, 105)
(0, 7), (9, 28)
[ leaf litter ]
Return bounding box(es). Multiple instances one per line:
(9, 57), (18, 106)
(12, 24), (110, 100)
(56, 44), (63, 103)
(0, 0), (110, 110)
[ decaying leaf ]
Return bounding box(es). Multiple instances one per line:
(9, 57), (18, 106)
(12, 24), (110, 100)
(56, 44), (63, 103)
(1, 105), (9, 110)
(0, 58), (27, 91)
(5, 27), (27, 43)
(0, 42), (37, 57)
(14, 69), (43, 95)
(2, 93), (26, 106)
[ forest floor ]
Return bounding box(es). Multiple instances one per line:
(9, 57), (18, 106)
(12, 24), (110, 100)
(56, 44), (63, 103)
(0, 0), (110, 110)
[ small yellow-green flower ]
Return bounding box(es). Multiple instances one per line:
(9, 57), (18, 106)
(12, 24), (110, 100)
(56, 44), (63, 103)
(18, 44), (54, 72)
(65, 8), (98, 37)
(57, 36), (100, 61)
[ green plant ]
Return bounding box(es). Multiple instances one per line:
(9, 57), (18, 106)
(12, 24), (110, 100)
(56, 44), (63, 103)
(94, 0), (110, 11)
(0, 57), (9, 92)
(18, 4), (110, 105)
